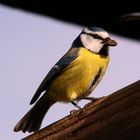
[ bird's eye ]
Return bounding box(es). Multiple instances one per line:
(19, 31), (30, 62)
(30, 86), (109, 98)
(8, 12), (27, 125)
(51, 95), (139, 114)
(84, 32), (103, 40)
(92, 34), (103, 40)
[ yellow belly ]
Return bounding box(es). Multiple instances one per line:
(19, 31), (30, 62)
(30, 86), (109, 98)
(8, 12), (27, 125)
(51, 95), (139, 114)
(48, 48), (109, 102)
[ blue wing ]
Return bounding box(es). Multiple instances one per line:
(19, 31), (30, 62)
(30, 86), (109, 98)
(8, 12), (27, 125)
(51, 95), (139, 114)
(30, 47), (79, 104)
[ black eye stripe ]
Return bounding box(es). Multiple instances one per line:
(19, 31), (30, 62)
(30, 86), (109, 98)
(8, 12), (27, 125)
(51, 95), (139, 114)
(84, 32), (103, 40)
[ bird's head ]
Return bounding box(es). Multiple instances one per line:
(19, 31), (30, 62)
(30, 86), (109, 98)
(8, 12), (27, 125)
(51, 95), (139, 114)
(73, 27), (117, 55)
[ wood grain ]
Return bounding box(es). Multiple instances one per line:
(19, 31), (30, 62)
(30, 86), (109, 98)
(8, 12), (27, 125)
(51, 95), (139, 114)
(23, 80), (140, 140)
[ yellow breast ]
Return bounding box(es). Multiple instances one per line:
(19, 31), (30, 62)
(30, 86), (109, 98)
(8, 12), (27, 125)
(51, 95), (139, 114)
(49, 48), (109, 102)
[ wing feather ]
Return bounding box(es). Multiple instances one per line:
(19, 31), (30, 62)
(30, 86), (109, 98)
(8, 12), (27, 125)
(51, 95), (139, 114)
(30, 48), (79, 104)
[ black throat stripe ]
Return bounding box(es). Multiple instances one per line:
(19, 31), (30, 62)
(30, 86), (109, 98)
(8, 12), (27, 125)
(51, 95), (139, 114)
(90, 68), (102, 88)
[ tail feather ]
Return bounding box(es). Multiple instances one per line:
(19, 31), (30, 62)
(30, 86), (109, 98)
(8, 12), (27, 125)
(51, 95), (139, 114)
(14, 94), (56, 133)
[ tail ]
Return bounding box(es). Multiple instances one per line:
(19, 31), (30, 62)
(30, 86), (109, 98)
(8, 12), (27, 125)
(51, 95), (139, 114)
(14, 94), (56, 133)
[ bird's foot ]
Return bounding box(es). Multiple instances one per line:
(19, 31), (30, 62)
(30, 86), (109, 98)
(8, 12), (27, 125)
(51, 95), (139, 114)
(70, 101), (83, 114)
(70, 109), (79, 114)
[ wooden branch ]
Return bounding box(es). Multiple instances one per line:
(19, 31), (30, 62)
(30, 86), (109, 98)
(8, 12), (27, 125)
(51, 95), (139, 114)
(23, 80), (140, 140)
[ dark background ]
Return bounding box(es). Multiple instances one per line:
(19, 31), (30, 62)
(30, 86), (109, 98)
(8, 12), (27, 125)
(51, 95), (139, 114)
(1, 0), (140, 40)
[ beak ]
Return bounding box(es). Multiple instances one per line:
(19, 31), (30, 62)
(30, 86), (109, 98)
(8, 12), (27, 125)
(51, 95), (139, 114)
(103, 38), (117, 46)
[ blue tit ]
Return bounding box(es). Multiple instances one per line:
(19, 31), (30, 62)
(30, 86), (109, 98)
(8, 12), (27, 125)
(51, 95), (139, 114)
(14, 26), (117, 133)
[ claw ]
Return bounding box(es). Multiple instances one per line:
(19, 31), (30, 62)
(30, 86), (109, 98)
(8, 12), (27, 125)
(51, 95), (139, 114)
(70, 109), (79, 114)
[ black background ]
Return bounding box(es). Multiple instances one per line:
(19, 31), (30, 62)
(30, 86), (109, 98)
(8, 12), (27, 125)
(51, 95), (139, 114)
(1, 0), (140, 40)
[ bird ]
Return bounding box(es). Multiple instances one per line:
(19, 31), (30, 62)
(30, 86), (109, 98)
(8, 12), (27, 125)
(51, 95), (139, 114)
(14, 26), (117, 133)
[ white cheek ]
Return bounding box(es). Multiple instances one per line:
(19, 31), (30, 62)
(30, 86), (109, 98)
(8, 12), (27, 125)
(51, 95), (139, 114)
(80, 34), (103, 53)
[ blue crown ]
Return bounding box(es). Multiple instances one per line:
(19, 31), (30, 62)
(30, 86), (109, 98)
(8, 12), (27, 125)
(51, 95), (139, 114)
(88, 27), (106, 32)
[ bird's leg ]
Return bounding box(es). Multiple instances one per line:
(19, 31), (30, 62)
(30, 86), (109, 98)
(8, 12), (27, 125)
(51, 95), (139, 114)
(79, 96), (104, 102)
(70, 101), (82, 114)
(71, 101), (82, 110)
(83, 97), (98, 101)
